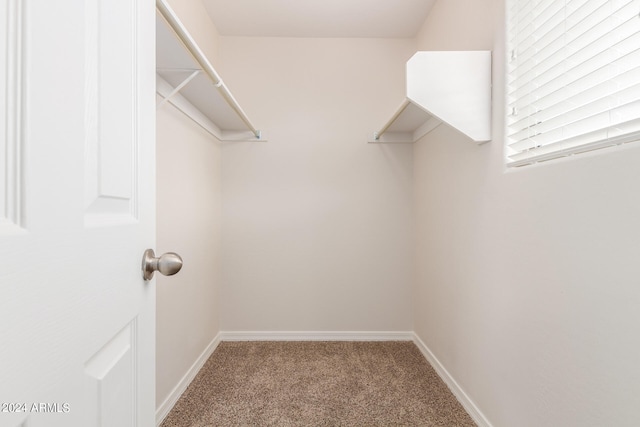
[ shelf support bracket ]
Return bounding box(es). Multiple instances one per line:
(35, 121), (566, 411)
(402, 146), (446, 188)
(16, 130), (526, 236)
(156, 70), (201, 108)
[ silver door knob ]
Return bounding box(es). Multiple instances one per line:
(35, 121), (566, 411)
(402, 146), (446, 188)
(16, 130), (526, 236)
(142, 249), (183, 281)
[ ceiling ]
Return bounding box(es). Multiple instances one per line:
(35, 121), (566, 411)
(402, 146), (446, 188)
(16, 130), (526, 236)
(202, 0), (437, 38)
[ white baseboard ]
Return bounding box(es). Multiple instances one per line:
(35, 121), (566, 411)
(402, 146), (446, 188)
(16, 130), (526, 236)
(155, 332), (222, 427)
(220, 330), (414, 342)
(411, 333), (493, 427)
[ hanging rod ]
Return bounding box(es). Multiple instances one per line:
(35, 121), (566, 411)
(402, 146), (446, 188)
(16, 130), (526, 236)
(156, 0), (261, 140)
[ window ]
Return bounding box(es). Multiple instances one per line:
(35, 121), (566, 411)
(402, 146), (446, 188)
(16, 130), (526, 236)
(506, 0), (640, 167)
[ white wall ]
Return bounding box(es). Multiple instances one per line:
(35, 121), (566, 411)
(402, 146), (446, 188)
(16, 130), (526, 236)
(161, 0), (220, 62)
(413, 1), (640, 426)
(217, 37), (416, 332)
(156, 0), (222, 412)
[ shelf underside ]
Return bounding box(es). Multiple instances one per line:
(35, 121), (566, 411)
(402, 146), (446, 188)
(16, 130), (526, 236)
(369, 101), (442, 143)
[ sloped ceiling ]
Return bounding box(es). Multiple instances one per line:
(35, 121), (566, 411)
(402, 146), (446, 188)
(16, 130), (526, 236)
(203, 0), (437, 38)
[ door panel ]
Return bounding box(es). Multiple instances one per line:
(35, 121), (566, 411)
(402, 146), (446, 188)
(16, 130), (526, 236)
(0, 0), (22, 232)
(85, 0), (137, 224)
(84, 321), (137, 427)
(0, 1), (155, 426)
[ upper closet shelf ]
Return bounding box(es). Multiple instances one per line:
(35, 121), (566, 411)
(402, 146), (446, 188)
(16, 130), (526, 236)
(369, 51), (491, 144)
(156, 0), (264, 142)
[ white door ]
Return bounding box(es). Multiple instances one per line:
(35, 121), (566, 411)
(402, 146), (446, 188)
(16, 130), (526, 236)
(0, 0), (156, 426)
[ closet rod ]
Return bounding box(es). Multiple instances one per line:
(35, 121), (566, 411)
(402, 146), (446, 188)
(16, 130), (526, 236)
(156, 0), (261, 139)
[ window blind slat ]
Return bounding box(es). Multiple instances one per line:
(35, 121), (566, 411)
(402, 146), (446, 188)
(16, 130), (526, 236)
(509, 31), (640, 120)
(509, 66), (640, 144)
(511, 0), (553, 39)
(509, 92), (640, 151)
(510, 1), (637, 95)
(508, 46), (640, 128)
(507, 0), (640, 165)
(515, 0), (611, 70)
(507, 122), (640, 166)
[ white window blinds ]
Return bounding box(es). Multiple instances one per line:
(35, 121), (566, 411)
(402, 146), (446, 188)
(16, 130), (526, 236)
(506, 0), (640, 167)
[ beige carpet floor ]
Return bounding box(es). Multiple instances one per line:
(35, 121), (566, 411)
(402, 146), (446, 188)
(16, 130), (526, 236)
(160, 341), (476, 426)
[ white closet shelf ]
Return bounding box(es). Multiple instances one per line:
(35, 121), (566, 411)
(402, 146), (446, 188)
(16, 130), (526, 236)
(156, 0), (264, 142)
(369, 51), (491, 144)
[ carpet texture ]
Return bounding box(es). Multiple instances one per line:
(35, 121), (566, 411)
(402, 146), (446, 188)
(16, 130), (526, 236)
(160, 341), (476, 426)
